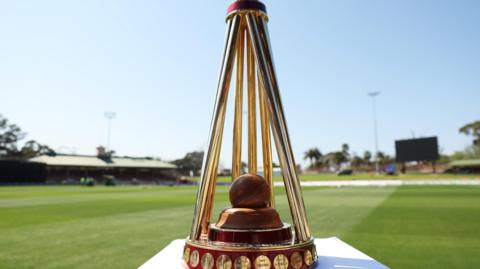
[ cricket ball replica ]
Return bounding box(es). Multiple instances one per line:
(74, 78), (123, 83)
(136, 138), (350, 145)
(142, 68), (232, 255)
(184, 1), (317, 268)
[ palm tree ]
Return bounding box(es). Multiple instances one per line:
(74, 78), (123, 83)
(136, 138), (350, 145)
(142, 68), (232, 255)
(304, 147), (322, 168)
(312, 148), (323, 167)
(376, 151), (393, 166)
(303, 149), (314, 167)
(363, 151), (372, 165)
(341, 143), (349, 153)
(341, 143), (350, 162)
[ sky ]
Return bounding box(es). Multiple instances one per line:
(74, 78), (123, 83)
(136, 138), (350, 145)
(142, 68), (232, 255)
(1, 0), (479, 167)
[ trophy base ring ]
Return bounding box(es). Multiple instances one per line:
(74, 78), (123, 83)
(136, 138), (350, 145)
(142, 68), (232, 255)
(208, 224), (293, 245)
(183, 238), (317, 269)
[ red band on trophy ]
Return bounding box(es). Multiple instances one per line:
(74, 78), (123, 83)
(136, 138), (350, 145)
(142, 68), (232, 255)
(227, 1), (267, 15)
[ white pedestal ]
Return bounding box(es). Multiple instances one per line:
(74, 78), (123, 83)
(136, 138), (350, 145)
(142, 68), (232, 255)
(139, 237), (389, 269)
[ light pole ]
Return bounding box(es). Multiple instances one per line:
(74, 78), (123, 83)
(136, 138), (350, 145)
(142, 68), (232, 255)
(368, 92), (380, 175)
(104, 111), (116, 152)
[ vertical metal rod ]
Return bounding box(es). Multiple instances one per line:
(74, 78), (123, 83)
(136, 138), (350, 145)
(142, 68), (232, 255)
(373, 96), (379, 175)
(246, 13), (311, 242)
(246, 30), (257, 173)
(257, 14), (311, 241)
(104, 112), (116, 152)
(258, 71), (274, 207)
(232, 20), (245, 181)
(368, 92), (380, 175)
(190, 15), (241, 240)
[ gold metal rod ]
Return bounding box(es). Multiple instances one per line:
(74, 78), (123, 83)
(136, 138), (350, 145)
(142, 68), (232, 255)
(258, 71), (274, 207)
(246, 13), (311, 242)
(256, 14), (310, 241)
(246, 30), (257, 174)
(231, 19), (245, 181)
(190, 15), (242, 240)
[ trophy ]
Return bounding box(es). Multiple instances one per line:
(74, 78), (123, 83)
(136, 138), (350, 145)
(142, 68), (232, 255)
(184, 1), (316, 268)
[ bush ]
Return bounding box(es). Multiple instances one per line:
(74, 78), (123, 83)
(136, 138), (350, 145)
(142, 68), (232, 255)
(105, 178), (116, 186)
(83, 177), (96, 187)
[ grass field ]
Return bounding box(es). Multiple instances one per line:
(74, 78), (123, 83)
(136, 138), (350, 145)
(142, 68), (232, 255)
(1, 185), (479, 269)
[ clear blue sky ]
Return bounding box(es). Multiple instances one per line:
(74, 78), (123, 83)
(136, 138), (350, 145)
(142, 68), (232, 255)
(1, 0), (479, 167)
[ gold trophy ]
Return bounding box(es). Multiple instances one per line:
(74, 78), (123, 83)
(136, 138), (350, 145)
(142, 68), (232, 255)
(184, 1), (317, 268)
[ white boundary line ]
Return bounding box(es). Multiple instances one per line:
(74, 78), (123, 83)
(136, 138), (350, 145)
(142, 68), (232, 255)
(273, 179), (480, 187)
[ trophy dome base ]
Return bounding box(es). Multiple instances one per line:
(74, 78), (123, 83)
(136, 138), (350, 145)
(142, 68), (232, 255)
(183, 238), (317, 269)
(208, 224), (293, 245)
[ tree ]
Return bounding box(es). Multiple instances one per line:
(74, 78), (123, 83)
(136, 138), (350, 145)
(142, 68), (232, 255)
(450, 150), (468, 161)
(19, 140), (56, 159)
(241, 161), (248, 174)
(173, 151), (204, 175)
(376, 151), (394, 166)
(452, 145), (480, 160)
(321, 144), (352, 171)
(350, 154), (364, 167)
(0, 115), (26, 157)
(323, 151), (347, 171)
(303, 147), (322, 168)
(341, 143), (350, 157)
(340, 143), (351, 163)
(363, 151), (372, 165)
(437, 154), (451, 164)
(459, 121), (480, 144)
(459, 121), (480, 157)
(96, 145), (115, 159)
(0, 115), (56, 159)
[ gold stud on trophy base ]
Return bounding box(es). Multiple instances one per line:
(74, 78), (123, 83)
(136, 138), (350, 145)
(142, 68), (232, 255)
(184, 0), (317, 268)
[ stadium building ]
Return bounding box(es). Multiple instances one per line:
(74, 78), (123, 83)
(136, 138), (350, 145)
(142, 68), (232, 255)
(448, 159), (480, 174)
(29, 154), (177, 184)
(0, 146), (178, 184)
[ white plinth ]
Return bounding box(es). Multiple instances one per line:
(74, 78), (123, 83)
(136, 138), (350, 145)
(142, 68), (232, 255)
(139, 237), (389, 269)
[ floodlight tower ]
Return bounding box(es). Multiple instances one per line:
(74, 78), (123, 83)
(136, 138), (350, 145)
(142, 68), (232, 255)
(104, 111), (116, 152)
(368, 92), (380, 175)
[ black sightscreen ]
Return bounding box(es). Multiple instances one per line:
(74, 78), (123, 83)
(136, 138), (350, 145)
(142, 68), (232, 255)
(395, 137), (439, 162)
(0, 160), (47, 184)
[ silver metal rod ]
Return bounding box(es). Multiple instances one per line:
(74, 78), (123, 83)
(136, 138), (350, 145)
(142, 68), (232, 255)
(246, 13), (311, 242)
(190, 15), (242, 240)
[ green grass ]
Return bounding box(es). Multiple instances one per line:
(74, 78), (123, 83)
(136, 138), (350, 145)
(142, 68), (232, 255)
(0, 185), (479, 268)
(343, 186), (480, 268)
(194, 173), (480, 183)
